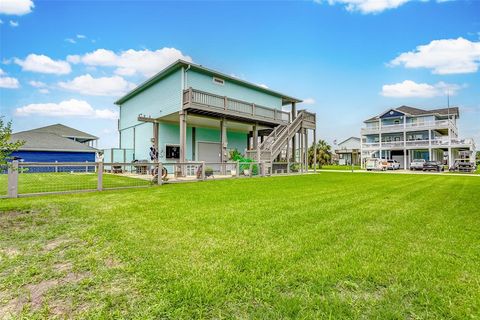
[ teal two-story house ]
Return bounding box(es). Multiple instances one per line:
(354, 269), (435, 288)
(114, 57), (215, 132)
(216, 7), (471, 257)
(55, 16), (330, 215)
(114, 60), (316, 170)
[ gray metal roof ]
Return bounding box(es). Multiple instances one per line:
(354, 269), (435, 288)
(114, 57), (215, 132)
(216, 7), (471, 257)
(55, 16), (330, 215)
(21, 123), (99, 141)
(365, 106), (460, 122)
(115, 59), (303, 106)
(10, 131), (97, 153)
(338, 136), (360, 145)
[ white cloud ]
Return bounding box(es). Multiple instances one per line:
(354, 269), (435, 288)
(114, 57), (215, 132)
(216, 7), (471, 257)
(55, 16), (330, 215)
(76, 34), (86, 39)
(303, 98), (316, 105)
(15, 99), (118, 119)
(58, 74), (136, 96)
(38, 88), (49, 94)
(0, 69), (20, 88)
(0, 76), (20, 89)
(381, 80), (462, 98)
(316, 0), (411, 14)
(65, 38), (76, 44)
(14, 54), (71, 75)
(0, 0), (34, 15)
(69, 47), (192, 77)
(28, 80), (47, 88)
(390, 37), (480, 74)
(9, 20), (19, 27)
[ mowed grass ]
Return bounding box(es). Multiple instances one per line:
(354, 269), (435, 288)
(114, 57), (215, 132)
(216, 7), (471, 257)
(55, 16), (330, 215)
(1, 173), (479, 319)
(0, 172), (151, 196)
(318, 165), (362, 171)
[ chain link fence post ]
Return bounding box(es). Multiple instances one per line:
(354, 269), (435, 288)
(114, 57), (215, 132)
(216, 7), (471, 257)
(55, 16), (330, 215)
(8, 160), (19, 198)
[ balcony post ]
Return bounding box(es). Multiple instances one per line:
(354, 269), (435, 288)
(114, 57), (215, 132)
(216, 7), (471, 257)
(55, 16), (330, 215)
(224, 96), (228, 110)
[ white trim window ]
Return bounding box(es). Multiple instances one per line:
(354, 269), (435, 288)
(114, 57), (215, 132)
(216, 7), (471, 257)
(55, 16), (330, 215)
(212, 77), (225, 86)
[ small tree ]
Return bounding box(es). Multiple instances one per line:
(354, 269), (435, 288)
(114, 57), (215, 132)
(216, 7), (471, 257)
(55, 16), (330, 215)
(0, 118), (24, 165)
(308, 139), (332, 168)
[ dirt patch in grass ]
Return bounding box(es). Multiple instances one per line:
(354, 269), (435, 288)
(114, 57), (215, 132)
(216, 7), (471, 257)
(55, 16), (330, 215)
(0, 272), (90, 317)
(0, 247), (20, 259)
(335, 280), (387, 303)
(44, 238), (71, 252)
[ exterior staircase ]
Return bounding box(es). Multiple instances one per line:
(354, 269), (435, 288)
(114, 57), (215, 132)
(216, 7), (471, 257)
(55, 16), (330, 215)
(246, 110), (315, 163)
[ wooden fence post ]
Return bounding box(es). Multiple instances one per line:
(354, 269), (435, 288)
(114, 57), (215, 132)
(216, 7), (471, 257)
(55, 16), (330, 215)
(158, 162), (163, 185)
(7, 160), (18, 198)
(97, 162), (103, 191)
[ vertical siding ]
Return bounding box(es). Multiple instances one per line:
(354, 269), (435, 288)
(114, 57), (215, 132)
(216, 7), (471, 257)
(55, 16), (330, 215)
(119, 69), (182, 130)
(227, 131), (248, 154)
(187, 70), (283, 109)
(133, 123), (153, 160)
(120, 127), (134, 149)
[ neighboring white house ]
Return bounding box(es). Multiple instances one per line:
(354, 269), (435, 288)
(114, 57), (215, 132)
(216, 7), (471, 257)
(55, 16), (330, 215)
(335, 137), (360, 165)
(361, 106), (476, 169)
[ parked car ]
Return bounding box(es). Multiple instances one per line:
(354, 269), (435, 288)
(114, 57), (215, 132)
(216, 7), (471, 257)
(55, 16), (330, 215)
(423, 161), (444, 172)
(449, 159), (476, 173)
(410, 159), (426, 171)
(386, 159), (400, 170)
(366, 158), (387, 171)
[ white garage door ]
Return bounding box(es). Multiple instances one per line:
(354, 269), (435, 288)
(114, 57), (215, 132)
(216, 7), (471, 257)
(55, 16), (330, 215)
(197, 142), (221, 163)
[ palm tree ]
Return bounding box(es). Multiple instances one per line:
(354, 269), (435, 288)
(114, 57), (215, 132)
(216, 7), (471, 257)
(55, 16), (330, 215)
(308, 139), (332, 168)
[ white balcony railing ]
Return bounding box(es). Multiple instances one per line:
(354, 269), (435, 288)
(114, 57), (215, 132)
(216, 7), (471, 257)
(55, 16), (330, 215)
(361, 120), (455, 134)
(362, 138), (475, 149)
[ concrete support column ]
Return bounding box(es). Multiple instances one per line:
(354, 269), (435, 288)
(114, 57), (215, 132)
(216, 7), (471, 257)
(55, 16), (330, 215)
(403, 149), (407, 170)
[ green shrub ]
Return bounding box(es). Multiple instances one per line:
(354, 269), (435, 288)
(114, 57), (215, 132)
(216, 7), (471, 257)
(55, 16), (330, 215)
(230, 149), (258, 175)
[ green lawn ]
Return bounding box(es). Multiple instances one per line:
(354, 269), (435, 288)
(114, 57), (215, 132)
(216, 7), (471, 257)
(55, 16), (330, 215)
(318, 164), (362, 171)
(0, 172), (151, 196)
(1, 173), (479, 318)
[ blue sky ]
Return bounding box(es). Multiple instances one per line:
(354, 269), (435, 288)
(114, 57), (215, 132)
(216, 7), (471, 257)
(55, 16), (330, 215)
(0, 0), (479, 148)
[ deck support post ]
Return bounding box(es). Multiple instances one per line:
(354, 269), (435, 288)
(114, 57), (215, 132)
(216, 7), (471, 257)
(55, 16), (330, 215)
(305, 129), (309, 172)
(179, 110), (187, 176)
(220, 118), (227, 175)
(291, 102), (297, 162)
(313, 129), (317, 173)
(448, 147), (452, 168)
(300, 131), (304, 173)
(158, 162), (163, 185)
